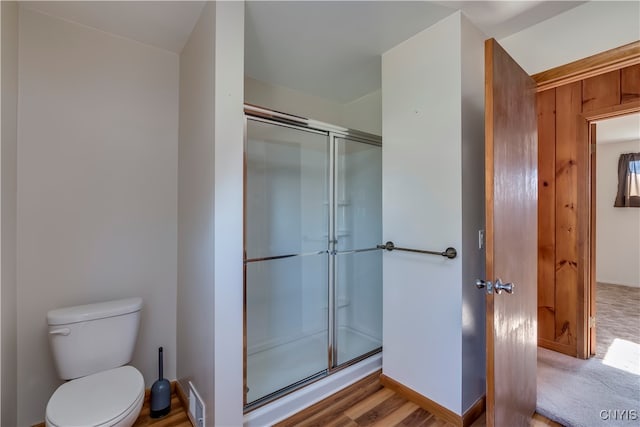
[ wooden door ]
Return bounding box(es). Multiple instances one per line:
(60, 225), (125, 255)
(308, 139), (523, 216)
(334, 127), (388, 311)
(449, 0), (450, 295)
(484, 38), (538, 427)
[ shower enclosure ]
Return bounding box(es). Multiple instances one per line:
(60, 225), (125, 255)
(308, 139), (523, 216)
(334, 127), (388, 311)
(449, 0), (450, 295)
(244, 106), (382, 409)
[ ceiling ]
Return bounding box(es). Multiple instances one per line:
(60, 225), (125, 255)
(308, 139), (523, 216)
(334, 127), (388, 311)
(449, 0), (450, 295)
(22, 1), (206, 53)
(246, 1), (585, 102)
(596, 114), (640, 145)
(23, 1), (585, 103)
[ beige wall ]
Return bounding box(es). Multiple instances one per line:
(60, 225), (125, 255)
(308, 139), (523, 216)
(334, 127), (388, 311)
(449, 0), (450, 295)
(1, 2), (19, 426)
(17, 8), (179, 425)
(596, 139), (640, 287)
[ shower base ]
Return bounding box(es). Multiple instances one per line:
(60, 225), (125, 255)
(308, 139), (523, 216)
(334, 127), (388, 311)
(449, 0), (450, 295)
(244, 351), (382, 427)
(246, 326), (381, 406)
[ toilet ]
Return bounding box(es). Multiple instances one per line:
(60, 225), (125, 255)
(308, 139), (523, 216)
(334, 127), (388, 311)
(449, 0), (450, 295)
(45, 297), (145, 427)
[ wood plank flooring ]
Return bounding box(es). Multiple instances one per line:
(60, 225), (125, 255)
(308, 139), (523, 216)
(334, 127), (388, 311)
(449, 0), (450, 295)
(37, 373), (563, 427)
(132, 389), (191, 427)
(470, 412), (563, 427)
(276, 371), (564, 427)
(276, 372), (454, 427)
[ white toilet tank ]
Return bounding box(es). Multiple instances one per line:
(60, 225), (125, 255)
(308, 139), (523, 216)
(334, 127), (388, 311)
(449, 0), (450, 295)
(47, 297), (143, 380)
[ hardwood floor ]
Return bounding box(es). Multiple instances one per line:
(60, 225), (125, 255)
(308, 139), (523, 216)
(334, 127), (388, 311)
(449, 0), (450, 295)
(36, 375), (563, 427)
(132, 387), (191, 427)
(276, 371), (564, 427)
(275, 371), (449, 427)
(470, 412), (563, 427)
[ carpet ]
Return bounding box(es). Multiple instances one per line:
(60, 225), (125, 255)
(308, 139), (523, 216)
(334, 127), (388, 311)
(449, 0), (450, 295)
(537, 283), (640, 427)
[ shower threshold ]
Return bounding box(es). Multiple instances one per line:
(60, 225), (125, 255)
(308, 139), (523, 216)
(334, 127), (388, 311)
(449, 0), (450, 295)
(244, 351), (382, 427)
(245, 327), (381, 410)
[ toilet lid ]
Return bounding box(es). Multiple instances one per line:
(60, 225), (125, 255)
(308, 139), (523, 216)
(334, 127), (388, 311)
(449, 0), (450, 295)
(47, 366), (144, 427)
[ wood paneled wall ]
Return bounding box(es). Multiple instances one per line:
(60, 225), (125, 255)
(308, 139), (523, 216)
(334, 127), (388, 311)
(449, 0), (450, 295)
(537, 64), (640, 357)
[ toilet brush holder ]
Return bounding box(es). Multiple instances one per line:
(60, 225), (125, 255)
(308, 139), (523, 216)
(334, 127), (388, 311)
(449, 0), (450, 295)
(150, 347), (171, 418)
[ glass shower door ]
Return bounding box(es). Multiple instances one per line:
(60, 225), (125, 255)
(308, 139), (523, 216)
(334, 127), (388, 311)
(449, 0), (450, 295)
(333, 136), (383, 366)
(245, 119), (329, 405)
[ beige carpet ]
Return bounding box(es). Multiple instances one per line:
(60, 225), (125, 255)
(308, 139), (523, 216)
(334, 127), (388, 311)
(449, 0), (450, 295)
(537, 283), (640, 427)
(595, 283), (640, 359)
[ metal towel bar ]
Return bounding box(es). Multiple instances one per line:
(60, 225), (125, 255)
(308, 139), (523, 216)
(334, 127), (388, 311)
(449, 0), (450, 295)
(377, 241), (457, 259)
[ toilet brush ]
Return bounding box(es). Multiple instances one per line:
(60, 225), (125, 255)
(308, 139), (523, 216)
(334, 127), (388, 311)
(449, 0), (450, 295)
(150, 347), (171, 418)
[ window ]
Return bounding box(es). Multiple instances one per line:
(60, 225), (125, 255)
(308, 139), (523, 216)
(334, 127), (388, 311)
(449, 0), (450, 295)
(614, 152), (640, 207)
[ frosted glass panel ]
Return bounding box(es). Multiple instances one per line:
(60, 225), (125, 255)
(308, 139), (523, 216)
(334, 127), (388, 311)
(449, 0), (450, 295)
(245, 254), (328, 404)
(246, 120), (329, 259)
(335, 251), (382, 365)
(335, 138), (382, 251)
(334, 138), (382, 365)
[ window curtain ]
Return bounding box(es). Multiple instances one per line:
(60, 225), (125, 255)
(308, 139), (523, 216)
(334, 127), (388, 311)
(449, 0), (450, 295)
(614, 152), (640, 207)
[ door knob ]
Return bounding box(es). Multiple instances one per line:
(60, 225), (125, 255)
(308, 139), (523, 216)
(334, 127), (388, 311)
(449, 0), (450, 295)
(494, 279), (514, 295)
(476, 278), (514, 295)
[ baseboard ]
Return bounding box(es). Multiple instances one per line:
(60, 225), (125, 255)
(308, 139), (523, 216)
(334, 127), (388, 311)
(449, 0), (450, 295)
(379, 374), (484, 427)
(176, 380), (189, 415)
(462, 395), (486, 427)
(597, 280), (640, 288)
(176, 380), (195, 427)
(539, 338), (577, 357)
(378, 374), (448, 426)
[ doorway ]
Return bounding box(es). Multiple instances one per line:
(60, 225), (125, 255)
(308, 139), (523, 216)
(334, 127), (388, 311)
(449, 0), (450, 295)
(592, 112), (640, 363)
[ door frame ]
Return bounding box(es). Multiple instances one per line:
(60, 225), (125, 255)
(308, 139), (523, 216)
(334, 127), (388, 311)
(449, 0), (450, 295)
(532, 41), (640, 358)
(578, 102), (640, 357)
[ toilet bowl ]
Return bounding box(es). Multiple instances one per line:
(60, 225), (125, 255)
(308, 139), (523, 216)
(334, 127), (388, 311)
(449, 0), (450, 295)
(46, 366), (144, 427)
(45, 298), (144, 427)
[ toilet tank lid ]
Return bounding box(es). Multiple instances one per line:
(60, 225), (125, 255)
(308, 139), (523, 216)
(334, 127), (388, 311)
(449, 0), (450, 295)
(47, 297), (143, 325)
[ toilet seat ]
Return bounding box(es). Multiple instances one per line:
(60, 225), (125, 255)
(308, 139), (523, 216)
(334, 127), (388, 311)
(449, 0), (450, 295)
(46, 366), (144, 427)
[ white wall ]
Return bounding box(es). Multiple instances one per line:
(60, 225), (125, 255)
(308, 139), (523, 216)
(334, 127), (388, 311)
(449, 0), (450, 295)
(177, 2), (244, 426)
(245, 76), (344, 127)
(245, 76), (382, 136)
(596, 139), (640, 287)
(460, 13), (486, 412)
(382, 11), (485, 415)
(1, 2), (19, 426)
(177, 2), (216, 423)
(500, 1), (640, 75)
(17, 8), (179, 425)
(341, 89), (382, 136)
(212, 2), (244, 426)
